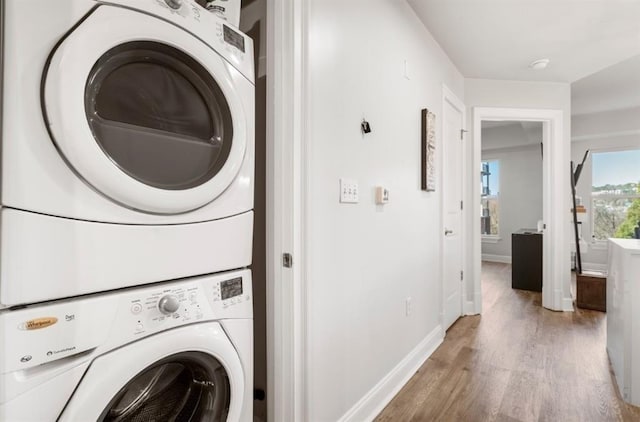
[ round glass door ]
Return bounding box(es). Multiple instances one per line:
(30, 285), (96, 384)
(43, 6), (250, 214)
(85, 41), (233, 191)
(98, 352), (230, 422)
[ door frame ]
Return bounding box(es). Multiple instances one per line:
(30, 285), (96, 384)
(471, 107), (572, 313)
(266, 0), (309, 420)
(441, 85), (467, 330)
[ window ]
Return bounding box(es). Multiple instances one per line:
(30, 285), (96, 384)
(481, 160), (500, 236)
(591, 149), (640, 241)
(85, 41), (233, 190)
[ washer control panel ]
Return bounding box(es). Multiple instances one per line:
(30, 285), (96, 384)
(1, 270), (251, 372)
(125, 270), (252, 337)
(164, 0), (183, 9)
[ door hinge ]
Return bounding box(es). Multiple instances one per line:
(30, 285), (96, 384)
(460, 271), (464, 281)
(283, 253), (293, 268)
(460, 129), (468, 140)
(460, 200), (464, 210)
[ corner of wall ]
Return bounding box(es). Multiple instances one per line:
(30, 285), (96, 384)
(336, 326), (444, 422)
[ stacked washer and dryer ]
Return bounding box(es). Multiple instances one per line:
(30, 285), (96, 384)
(0, 0), (254, 420)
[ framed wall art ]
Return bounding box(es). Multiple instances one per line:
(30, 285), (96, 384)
(421, 108), (436, 191)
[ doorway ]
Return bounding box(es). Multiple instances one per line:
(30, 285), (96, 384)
(480, 121), (544, 301)
(471, 108), (571, 313)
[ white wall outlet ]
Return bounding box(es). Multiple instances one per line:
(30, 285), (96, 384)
(375, 186), (390, 204)
(405, 297), (412, 316)
(339, 178), (359, 203)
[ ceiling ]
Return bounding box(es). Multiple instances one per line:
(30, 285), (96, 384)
(408, 0), (640, 83)
(571, 54), (640, 115)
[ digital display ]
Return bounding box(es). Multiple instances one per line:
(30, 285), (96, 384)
(220, 277), (243, 300)
(223, 25), (245, 53)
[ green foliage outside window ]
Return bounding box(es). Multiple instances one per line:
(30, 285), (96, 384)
(614, 183), (640, 238)
(592, 182), (640, 240)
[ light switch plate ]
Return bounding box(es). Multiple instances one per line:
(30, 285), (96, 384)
(340, 178), (359, 203)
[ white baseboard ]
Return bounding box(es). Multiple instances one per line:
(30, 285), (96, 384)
(481, 254), (512, 264)
(562, 297), (575, 312)
(337, 326), (444, 422)
(582, 262), (608, 273)
(463, 300), (477, 315)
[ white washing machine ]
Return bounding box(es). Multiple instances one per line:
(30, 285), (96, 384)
(0, 0), (255, 306)
(0, 269), (253, 421)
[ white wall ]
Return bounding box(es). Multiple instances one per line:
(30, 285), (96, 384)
(571, 106), (640, 270)
(306, 1), (463, 420)
(465, 79), (572, 306)
(482, 124), (543, 261)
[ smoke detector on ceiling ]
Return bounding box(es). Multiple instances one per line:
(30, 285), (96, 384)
(529, 58), (550, 70)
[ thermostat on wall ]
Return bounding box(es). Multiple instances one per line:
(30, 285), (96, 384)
(375, 186), (389, 204)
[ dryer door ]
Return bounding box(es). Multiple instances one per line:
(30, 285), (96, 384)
(59, 323), (246, 421)
(43, 5), (250, 215)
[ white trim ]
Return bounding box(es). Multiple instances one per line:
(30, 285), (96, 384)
(463, 300), (476, 315)
(481, 236), (501, 244)
(441, 84), (467, 331)
(473, 290), (482, 315)
(591, 240), (609, 250)
(582, 262), (608, 273)
(592, 193), (640, 200)
(579, 144), (640, 154)
(482, 142), (542, 155)
(562, 297), (575, 312)
(266, 0), (308, 420)
(472, 107), (569, 312)
(337, 326), (444, 422)
(571, 129), (640, 142)
(481, 254), (512, 264)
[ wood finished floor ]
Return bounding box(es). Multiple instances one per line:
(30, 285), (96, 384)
(375, 262), (640, 422)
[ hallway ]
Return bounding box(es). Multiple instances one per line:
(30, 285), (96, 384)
(376, 262), (640, 421)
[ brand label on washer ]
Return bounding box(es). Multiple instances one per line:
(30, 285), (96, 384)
(17, 317), (58, 331)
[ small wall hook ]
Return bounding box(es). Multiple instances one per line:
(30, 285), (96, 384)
(361, 119), (371, 134)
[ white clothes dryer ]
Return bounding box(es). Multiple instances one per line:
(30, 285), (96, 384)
(0, 0), (255, 306)
(0, 269), (253, 421)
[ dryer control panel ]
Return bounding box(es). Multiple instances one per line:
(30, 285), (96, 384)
(100, 0), (255, 83)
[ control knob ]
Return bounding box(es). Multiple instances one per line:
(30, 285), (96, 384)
(165, 0), (183, 9)
(158, 295), (180, 315)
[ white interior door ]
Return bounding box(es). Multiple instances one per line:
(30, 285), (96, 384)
(442, 95), (464, 331)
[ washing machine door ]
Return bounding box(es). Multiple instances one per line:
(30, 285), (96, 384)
(59, 323), (246, 421)
(43, 5), (250, 215)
